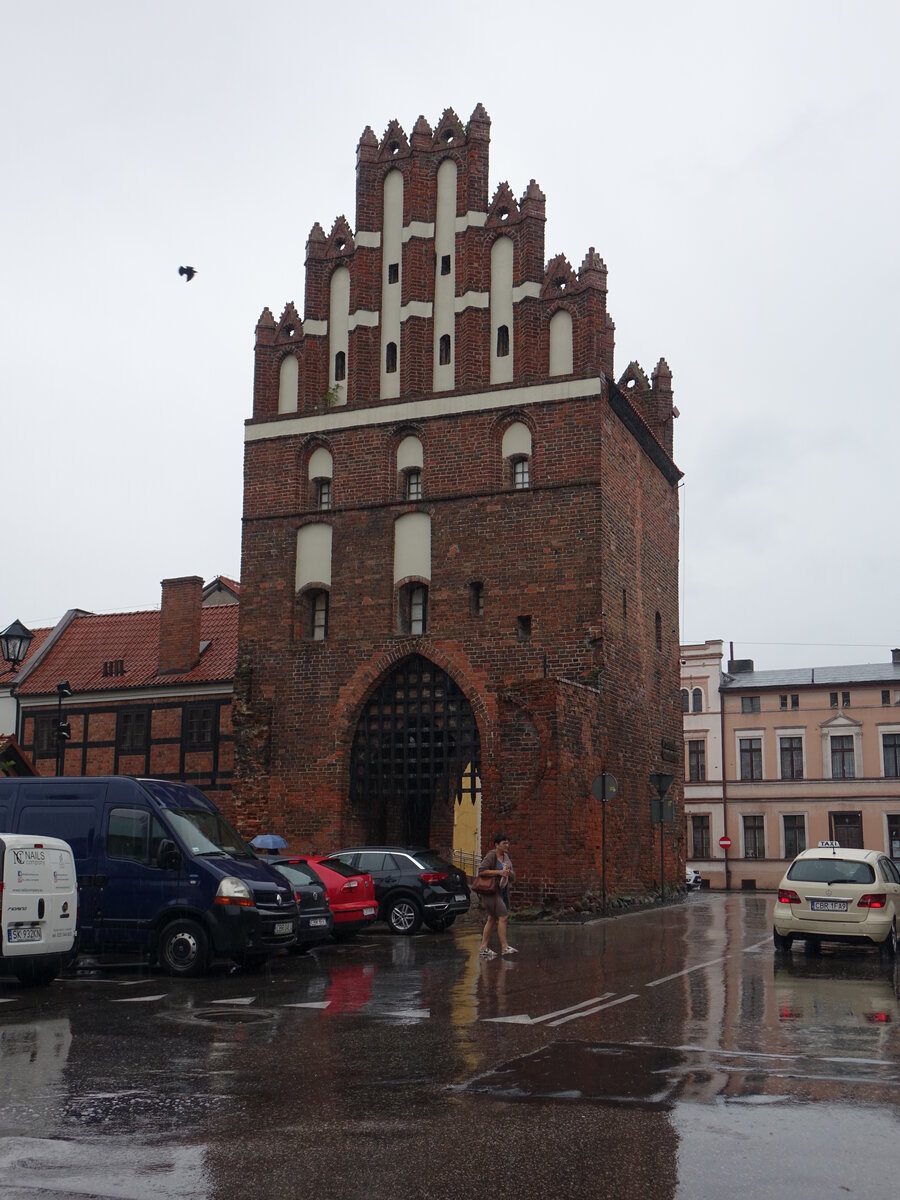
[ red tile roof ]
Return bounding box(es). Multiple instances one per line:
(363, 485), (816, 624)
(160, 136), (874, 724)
(15, 605), (238, 697)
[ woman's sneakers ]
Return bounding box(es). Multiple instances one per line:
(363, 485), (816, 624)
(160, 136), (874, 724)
(479, 948), (496, 959)
(501, 946), (518, 956)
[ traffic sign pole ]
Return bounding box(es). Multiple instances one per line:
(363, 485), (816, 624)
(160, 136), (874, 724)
(719, 834), (732, 891)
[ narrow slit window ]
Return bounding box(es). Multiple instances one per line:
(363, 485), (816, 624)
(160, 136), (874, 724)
(470, 581), (484, 617)
(405, 469), (422, 500)
(386, 342), (397, 373)
(439, 334), (451, 366)
(312, 591), (328, 641)
(517, 615), (532, 642)
(334, 351), (346, 382)
(388, 262), (399, 285)
(497, 324), (510, 357)
(441, 254), (451, 276)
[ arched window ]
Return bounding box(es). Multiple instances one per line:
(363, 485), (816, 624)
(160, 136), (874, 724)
(397, 434), (423, 501)
(439, 334), (451, 366)
(502, 420), (532, 490)
(496, 325), (509, 357)
(549, 309), (573, 376)
(308, 446), (333, 512)
(681, 689), (689, 713)
(334, 351), (346, 382)
(386, 342), (398, 373)
(692, 688), (703, 713)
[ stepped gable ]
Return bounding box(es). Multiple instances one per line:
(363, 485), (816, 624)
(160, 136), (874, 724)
(377, 119), (411, 162)
(275, 301), (302, 345)
(541, 253), (579, 301)
(327, 216), (355, 258)
(432, 106), (466, 148)
(411, 114), (433, 148)
(487, 182), (520, 227)
(578, 247), (607, 289)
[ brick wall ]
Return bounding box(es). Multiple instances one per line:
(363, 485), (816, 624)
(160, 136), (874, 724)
(234, 106), (682, 905)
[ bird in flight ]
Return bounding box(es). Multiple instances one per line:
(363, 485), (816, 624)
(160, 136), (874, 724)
(178, 266), (197, 282)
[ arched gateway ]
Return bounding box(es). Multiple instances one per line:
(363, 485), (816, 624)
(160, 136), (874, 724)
(349, 655), (480, 847)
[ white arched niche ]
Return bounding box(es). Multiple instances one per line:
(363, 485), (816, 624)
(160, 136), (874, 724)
(295, 523), (333, 591)
(278, 355), (299, 414)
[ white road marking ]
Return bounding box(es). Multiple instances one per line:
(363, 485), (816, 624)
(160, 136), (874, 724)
(743, 938), (772, 952)
(483, 994), (615, 1025)
(210, 996), (256, 1005)
(645, 957), (725, 987)
(0, 998), (18, 1004)
(283, 1001), (331, 1009)
(382, 1008), (430, 1019)
(109, 994), (167, 1003)
(548, 993), (639, 1027)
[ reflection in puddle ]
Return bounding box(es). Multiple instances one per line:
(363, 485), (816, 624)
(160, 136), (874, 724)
(461, 1041), (684, 1107)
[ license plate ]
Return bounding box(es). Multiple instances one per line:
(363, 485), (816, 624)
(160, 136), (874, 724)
(273, 921), (293, 935)
(363, 907), (376, 916)
(309, 918), (328, 928)
(810, 900), (847, 912)
(455, 894), (467, 902)
(8, 927), (41, 944)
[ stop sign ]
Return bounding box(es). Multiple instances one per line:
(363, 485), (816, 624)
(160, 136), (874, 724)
(719, 835), (732, 850)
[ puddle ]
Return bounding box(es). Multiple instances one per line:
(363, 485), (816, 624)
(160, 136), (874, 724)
(461, 1041), (683, 1107)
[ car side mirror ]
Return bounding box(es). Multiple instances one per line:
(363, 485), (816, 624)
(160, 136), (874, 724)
(157, 840), (181, 871)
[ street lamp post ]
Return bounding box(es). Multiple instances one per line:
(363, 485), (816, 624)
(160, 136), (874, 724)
(0, 619), (34, 672)
(55, 681), (72, 775)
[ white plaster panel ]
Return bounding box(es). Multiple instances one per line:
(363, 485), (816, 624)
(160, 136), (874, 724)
(397, 435), (423, 472)
(329, 266), (350, 405)
(278, 355), (299, 414)
(400, 301), (433, 321)
(348, 310), (379, 330)
(296, 523), (333, 590)
(455, 210), (488, 232)
(433, 158), (456, 393)
(302, 319), (328, 337)
(502, 421), (532, 459)
(393, 512), (431, 584)
(355, 230), (381, 248)
(549, 309), (574, 377)
(308, 447), (333, 480)
(402, 221), (435, 243)
(491, 236), (514, 385)
(454, 291), (490, 312)
(246, 376), (605, 442)
(512, 281), (542, 302)
(381, 170), (403, 399)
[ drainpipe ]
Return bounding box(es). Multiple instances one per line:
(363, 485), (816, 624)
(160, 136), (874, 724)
(719, 672), (730, 892)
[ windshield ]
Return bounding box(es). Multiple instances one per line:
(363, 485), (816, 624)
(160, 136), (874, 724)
(165, 808), (256, 858)
(787, 858), (875, 885)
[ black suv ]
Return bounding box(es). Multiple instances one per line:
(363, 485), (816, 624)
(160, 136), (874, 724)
(324, 847), (470, 935)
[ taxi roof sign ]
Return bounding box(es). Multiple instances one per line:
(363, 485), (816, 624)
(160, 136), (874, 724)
(818, 840), (841, 848)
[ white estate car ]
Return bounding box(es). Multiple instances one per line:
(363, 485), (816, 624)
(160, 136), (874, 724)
(773, 843), (900, 956)
(685, 867), (702, 890)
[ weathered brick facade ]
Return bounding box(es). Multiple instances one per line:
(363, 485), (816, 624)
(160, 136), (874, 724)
(234, 105), (683, 905)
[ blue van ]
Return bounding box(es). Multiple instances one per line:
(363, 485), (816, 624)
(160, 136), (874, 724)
(0, 777), (298, 977)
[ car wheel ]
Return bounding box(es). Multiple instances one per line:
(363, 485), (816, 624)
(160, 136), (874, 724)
(803, 937), (822, 957)
(387, 897), (422, 935)
(158, 918), (210, 978)
(15, 961), (59, 987)
(879, 919), (898, 959)
(773, 929), (793, 953)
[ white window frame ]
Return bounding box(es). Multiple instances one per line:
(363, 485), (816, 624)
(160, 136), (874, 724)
(820, 718), (862, 780)
(780, 811), (808, 858)
(878, 723), (900, 778)
(775, 726), (806, 781)
(734, 729), (765, 782)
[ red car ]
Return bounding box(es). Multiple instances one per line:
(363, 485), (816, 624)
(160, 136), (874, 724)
(306, 856), (378, 938)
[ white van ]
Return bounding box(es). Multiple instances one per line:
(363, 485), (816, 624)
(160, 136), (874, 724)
(0, 834), (77, 986)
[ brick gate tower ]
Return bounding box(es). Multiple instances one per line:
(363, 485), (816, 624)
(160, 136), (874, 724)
(234, 104), (683, 907)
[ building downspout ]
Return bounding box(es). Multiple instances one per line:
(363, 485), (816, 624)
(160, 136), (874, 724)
(719, 670), (730, 892)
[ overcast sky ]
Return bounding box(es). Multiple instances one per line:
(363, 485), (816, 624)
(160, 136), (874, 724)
(3, 2), (898, 672)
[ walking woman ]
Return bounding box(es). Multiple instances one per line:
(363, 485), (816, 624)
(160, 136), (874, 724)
(477, 833), (517, 958)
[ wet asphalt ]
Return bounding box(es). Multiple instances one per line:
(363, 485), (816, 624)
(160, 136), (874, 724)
(1, 892), (898, 1200)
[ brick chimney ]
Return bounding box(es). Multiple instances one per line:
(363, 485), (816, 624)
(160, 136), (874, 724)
(158, 576), (203, 675)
